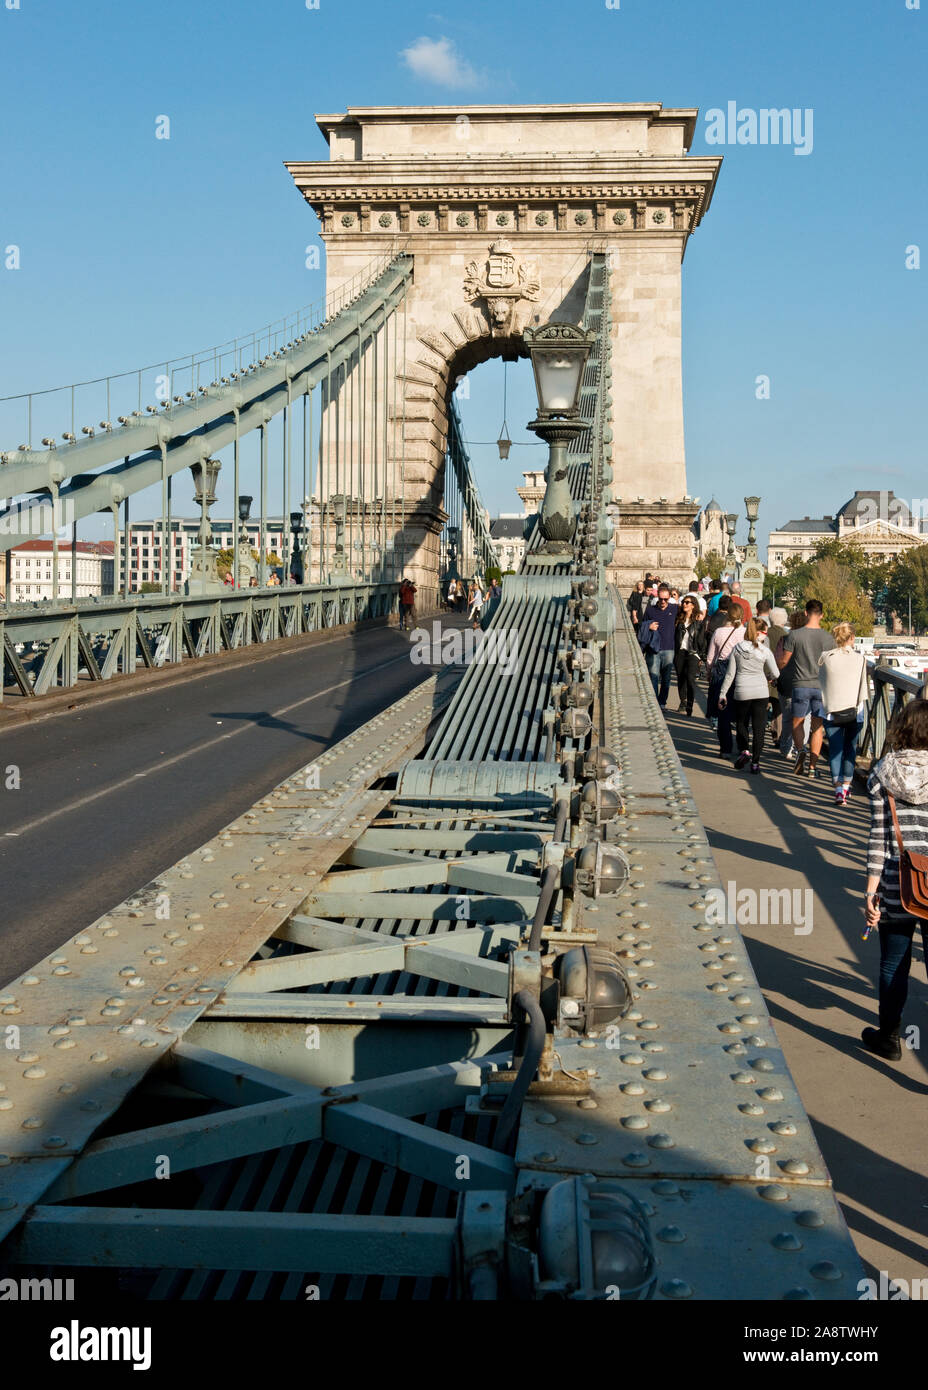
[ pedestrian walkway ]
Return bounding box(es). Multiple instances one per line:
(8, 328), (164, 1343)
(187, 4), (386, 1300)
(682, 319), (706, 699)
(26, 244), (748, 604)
(665, 698), (928, 1288)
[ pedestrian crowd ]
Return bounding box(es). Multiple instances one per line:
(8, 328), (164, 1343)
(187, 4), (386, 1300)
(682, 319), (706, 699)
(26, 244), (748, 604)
(629, 571), (927, 1065)
(444, 575), (501, 629)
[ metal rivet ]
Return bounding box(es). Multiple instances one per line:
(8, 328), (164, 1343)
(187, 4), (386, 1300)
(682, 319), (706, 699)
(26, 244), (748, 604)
(810, 1261), (842, 1281)
(748, 1138), (776, 1154)
(660, 1279), (692, 1299)
(758, 1184), (789, 1202)
(648, 1133), (674, 1149)
(536, 1112), (558, 1125)
(781, 1159), (810, 1176)
(795, 1210), (825, 1229)
(622, 1116), (648, 1130)
(657, 1225), (685, 1243)
(772, 1232), (803, 1251)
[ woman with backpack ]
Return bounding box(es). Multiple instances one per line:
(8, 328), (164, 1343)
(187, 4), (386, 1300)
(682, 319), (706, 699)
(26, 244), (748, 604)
(705, 605), (745, 757)
(819, 622), (870, 806)
(863, 698), (928, 1060)
(717, 616), (780, 773)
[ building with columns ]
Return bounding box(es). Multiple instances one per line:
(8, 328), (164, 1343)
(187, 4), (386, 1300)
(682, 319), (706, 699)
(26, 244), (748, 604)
(766, 490), (928, 576)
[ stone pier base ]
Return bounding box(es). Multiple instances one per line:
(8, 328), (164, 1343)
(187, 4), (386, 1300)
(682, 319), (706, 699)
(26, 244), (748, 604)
(607, 500), (698, 593)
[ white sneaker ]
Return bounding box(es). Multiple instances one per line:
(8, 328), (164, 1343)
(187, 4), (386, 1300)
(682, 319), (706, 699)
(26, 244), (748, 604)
(785, 747), (797, 762)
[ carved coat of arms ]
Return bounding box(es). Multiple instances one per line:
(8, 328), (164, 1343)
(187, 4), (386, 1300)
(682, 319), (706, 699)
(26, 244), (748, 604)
(464, 239), (540, 333)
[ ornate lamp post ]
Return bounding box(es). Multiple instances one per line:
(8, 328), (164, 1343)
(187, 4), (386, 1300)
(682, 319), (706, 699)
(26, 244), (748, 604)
(739, 494), (766, 609)
(524, 322), (594, 560)
(186, 457), (225, 595)
(329, 493), (351, 585)
(290, 510), (305, 585)
(235, 495), (257, 588)
(724, 511), (738, 581)
(446, 524), (460, 580)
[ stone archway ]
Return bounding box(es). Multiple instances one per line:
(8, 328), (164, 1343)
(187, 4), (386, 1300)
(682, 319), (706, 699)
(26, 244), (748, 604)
(287, 103), (721, 594)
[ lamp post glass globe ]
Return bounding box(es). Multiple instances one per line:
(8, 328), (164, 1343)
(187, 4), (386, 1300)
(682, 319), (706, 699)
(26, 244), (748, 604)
(725, 512), (738, 558)
(524, 322), (594, 555)
(524, 322), (594, 417)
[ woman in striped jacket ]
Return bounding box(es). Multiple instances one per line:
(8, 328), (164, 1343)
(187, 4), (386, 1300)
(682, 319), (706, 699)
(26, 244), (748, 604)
(864, 698), (928, 1060)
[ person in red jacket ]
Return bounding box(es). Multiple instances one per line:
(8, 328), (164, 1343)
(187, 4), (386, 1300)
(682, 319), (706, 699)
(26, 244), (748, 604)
(729, 582), (752, 624)
(398, 577), (417, 631)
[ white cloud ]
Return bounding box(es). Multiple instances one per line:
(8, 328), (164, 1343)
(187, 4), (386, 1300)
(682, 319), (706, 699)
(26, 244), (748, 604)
(400, 36), (479, 89)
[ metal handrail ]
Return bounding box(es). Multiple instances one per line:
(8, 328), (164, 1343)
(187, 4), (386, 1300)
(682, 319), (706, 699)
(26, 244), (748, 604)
(0, 242), (409, 450)
(856, 658), (928, 768)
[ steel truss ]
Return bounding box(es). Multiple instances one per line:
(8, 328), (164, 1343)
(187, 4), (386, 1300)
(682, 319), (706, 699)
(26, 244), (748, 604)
(0, 255), (863, 1300)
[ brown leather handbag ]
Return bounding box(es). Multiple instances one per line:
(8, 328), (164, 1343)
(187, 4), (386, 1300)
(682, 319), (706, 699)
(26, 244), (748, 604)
(887, 794), (928, 918)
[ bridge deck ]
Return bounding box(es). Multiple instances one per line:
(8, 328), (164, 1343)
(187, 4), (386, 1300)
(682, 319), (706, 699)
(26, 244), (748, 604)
(666, 701), (928, 1285)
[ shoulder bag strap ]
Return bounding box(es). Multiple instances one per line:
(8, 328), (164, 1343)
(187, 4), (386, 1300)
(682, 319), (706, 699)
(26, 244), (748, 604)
(887, 792), (906, 856)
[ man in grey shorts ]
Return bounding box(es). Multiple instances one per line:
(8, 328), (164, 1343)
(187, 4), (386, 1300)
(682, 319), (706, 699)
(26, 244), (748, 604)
(777, 598), (835, 777)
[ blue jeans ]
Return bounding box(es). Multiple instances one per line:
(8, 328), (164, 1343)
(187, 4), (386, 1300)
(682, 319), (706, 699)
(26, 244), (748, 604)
(825, 717), (862, 784)
(646, 648), (674, 706)
(878, 918), (926, 1035)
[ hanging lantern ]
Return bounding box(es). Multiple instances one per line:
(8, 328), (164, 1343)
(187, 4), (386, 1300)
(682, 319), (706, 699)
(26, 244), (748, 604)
(497, 361), (511, 460)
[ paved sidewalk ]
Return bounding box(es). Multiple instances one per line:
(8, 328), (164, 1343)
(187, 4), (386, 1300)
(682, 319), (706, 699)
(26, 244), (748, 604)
(666, 698), (928, 1287)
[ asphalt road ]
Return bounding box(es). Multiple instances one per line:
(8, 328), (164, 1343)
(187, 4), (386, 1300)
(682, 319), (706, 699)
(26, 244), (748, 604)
(0, 623), (444, 989)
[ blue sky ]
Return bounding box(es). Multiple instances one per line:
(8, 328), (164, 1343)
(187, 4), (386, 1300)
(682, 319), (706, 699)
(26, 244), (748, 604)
(1, 0), (924, 545)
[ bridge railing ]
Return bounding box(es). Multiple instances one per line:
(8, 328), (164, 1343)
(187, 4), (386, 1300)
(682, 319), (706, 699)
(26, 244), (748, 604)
(856, 658), (928, 771)
(0, 580), (399, 702)
(0, 242), (409, 454)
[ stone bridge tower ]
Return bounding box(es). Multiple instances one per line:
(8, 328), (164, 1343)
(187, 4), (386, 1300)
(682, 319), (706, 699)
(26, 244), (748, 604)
(287, 104), (721, 597)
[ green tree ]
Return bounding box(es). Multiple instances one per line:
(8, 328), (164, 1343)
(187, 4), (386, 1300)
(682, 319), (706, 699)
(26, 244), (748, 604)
(215, 547), (260, 580)
(695, 549), (725, 582)
(803, 557), (874, 634)
(886, 548), (928, 634)
(138, 581), (161, 593)
(485, 565), (502, 584)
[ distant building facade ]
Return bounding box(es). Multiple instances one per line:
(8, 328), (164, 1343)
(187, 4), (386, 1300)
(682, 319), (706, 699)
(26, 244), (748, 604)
(767, 491), (928, 576)
(4, 539), (114, 602)
(693, 498), (727, 564)
(489, 516), (526, 573)
(516, 470), (545, 517)
(120, 518), (288, 591)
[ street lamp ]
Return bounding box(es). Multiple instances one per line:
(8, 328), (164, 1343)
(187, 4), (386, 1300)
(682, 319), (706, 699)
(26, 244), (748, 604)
(290, 509), (305, 585)
(447, 524), (460, 579)
(524, 322), (594, 557)
(329, 493), (351, 584)
(186, 457), (224, 594)
(744, 496), (760, 547)
(725, 512), (738, 561)
(234, 494), (257, 589)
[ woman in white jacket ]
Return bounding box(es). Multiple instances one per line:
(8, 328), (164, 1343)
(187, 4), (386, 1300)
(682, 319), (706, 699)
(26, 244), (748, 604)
(819, 622), (869, 806)
(718, 618), (780, 774)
